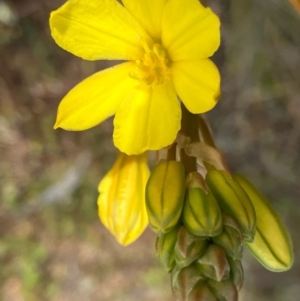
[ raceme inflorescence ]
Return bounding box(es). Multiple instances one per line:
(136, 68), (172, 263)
(49, 1), (294, 300)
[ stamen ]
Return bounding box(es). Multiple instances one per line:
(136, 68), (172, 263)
(129, 43), (170, 88)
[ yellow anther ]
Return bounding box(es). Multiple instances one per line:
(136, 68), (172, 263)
(129, 43), (170, 88)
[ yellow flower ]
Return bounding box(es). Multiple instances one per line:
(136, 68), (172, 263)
(50, 0), (221, 155)
(98, 152), (149, 246)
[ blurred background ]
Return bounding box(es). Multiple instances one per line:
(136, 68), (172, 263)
(0, 0), (299, 300)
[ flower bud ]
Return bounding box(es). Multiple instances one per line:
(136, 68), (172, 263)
(208, 279), (238, 301)
(97, 152), (149, 246)
(206, 170), (256, 242)
(155, 225), (180, 272)
(184, 172), (223, 237)
(212, 214), (243, 260)
(188, 281), (218, 301)
(172, 264), (205, 300)
(228, 258), (244, 291)
(233, 174), (294, 272)
(146, 160), (185, 234)
(196, 244), (230, 282)
(175, 226), (208, 268)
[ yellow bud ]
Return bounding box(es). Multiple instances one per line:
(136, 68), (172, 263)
(97, 152), (149, 246)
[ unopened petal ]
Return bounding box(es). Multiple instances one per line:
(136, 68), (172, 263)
(172, 59), (220, 114)
(162, 0), (220, 61)
(122, 0), (167, 40)
(98, 152), (149, 246)
(113, 81), (181, 155)
(97, 159), (122, 229)
(54, 62), (134, 131)
(50, 0), (151, 61)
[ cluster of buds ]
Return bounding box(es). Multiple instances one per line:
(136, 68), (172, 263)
(145, 148), (293, 300)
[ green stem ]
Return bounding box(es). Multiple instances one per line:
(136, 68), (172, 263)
(197, 115), (216, 148)
(167, 143), (177, 161)
(198, 115), (231, 174)
(179, 105), (198, 175)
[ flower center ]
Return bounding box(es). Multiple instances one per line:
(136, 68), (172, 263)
(130, 43), (170, 88)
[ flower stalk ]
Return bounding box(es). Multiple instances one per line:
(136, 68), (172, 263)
(179, 104), (198, 175)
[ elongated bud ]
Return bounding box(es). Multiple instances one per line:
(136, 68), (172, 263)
(233, 174), (294, 272)
(98, 152), (149, 246)
(146, 160), (185, 235)
(196, 244), (230, 282)
(206, 170), (256, 242)
(174, 226), (208, 268)
(155, 225), (180, 272)
(184, 172), (223, 237)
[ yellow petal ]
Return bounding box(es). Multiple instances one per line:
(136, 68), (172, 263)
(97, 164), (117, 230)
(54, 62), (134, 131)
(98, 152), (149, 246)
(122, 0), (167, 40)
(162, 0), (220, 61)
(113, 81), (181, 155)
(171, 59), (220, 114)
(50, 0), (152, 61)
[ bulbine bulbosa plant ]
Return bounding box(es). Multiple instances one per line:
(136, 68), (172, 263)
(49, 0), (294, 300)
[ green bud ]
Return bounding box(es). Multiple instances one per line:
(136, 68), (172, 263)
(233, 174), (294, 272)
(183, 172), (223, 237)
(172, 264), (205, 300)
(186, 171), (208, 190)
(174, 226), (208, 268)
(188, 282), (218, 301)
(228, 258), (244, 291)
(196, 244), (230, 282)
(208, 279), (238, 301)
(212, 214), (243, 260)
(155, 225), (180, 272)
(221, 213), (243, 238)
(146, 160), (185, 235)
(206, 170), (256, 242)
